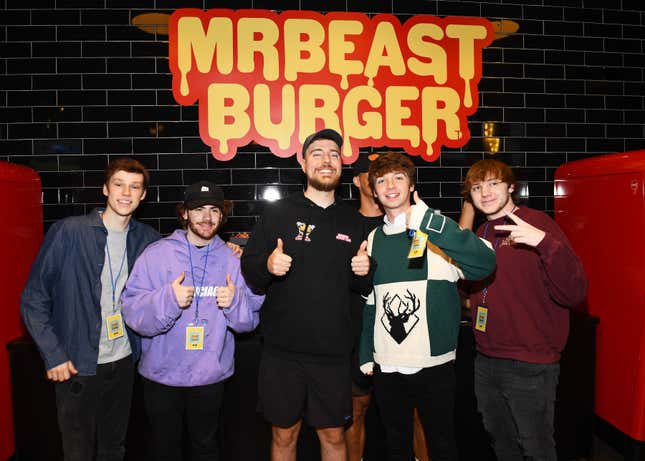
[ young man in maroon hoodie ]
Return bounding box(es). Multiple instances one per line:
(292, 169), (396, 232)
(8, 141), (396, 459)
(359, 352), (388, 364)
(461, 159), (587, 461)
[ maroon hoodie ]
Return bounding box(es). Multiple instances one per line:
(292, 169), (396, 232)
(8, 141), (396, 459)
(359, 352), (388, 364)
(468, 206), (587, 364)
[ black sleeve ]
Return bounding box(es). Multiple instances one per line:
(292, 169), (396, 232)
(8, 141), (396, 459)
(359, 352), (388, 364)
(240, 213), (273, 294)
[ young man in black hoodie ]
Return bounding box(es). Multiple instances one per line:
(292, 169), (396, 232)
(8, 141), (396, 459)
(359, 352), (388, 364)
(242, 129), (373, 461)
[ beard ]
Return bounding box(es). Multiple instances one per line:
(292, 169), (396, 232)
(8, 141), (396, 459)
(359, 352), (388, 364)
(187, 219), (219, 242)
(307, 175), (340, 192)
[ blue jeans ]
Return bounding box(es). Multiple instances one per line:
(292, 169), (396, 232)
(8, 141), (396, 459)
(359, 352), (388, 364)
(474, 354), (559, 461)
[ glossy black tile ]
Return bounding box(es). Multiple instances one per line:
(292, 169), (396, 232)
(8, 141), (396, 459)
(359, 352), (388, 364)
(108, 90), (157, 106)
(159, 153), (207, 171)
(0, 140), (33, 156)
(84, 138), (132, 155)
(107, 58), (156, 74)
(59, 154), (108, 171)
(586, 138), (627, 154)
(133, 138), (181, 154)
(34, 139), (82, 154)
(546, 138), (586, 152)
(59, 90), (107, 106)
(183, 169), (232, 186)
(232, 168), (279, 185)
(82, 41), (130, 57)
(81, 10), (129, 25)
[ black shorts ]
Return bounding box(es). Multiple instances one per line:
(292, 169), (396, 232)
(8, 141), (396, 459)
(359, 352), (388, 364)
(258, 351), (352, 428)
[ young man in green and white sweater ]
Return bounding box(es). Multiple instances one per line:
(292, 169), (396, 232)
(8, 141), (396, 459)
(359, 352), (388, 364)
(358, 152), (496, 461)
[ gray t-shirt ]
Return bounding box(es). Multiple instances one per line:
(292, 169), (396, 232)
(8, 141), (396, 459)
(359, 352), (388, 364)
(97, 226), (132, 364)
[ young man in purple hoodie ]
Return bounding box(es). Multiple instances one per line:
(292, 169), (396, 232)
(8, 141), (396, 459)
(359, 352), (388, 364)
(121, 181), (264, 461)
(461, 159), (587, 461)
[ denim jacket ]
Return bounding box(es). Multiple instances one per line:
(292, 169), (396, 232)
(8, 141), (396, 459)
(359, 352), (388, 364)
(20, 208), (160, 375)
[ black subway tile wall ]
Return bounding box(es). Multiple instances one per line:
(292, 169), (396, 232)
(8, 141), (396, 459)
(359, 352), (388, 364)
(1, 0), (644, 233)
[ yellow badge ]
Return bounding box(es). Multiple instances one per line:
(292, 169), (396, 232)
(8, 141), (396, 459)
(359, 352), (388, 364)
(408, 230), (428, 259)
(185, 326), (205, 350)
(475, 305), (488, 332)
(106, 312), (125, 340)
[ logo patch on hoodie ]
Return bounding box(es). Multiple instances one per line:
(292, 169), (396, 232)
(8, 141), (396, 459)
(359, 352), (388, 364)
(336, 233), (351, 243)
(295, 222), (315, 242)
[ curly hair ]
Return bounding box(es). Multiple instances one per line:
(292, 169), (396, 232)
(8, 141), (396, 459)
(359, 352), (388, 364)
(367, 152), (416, 193)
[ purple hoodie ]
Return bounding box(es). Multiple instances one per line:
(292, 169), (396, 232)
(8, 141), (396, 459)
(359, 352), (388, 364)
(122, 229), (264, 386)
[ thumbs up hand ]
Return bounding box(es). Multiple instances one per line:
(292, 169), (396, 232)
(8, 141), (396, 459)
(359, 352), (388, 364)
(351, 240), (370, 276)
(267, 238), (292, 276)
(406, 191), (422, 228)
(172, 272), (195, 309)
(216, 273), (236, 309)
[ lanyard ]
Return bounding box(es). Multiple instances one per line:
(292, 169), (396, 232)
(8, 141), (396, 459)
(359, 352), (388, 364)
(106, 239), (128, 312)
(479, 207), (517, 306)
(186, 237), (211, 323)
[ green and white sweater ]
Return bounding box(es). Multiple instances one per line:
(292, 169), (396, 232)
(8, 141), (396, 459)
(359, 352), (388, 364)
(359, 200), (496, 373)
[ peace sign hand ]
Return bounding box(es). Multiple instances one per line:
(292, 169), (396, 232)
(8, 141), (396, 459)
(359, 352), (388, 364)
(494, 212), (545, 248)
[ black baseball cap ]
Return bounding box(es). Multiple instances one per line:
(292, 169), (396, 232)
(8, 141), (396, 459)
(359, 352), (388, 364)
(301, 129), (343, 157)
(183, 181), (225, 209)
(352, 152), (381, 177)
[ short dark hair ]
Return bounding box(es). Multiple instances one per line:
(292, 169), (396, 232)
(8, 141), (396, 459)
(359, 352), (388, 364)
(104, 157), (149, 189)
(175, 200), (233, 232)
(367, 152), (416, 192)
(462, 159), (516, 202)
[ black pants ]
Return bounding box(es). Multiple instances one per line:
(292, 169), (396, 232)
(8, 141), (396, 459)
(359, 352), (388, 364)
(54, 355), (134, 461)
(373, 361), (458, 461)
(143, 377), (225, 461)
(475, 354), (560, 461)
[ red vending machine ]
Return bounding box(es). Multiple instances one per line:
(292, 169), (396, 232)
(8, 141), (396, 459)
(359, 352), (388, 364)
(554, 150), (645, 455)
(0, 161), (43, 460)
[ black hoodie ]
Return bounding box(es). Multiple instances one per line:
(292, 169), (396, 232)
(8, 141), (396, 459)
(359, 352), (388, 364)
(241, 193), (373, 363)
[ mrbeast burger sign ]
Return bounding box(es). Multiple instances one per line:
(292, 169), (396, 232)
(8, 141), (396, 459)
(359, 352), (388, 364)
(169, 9), (493, 163)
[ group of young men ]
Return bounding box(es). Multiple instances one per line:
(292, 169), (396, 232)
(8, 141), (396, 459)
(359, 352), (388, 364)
(20, 128), (587, 461)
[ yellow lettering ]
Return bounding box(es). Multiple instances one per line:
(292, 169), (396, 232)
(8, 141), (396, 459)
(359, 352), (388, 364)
(407, 23), (447, 84)
(237, 18), (280, 81)
(284, 19), (325, 82)
(253, 84), (295, 149)
(328, 20), (365, 90)
(385, 86), (419, 147)
(298, 84), (341, 148)
(342, 86), (382, 146)
(364, 21), (405, 86)
(177, 17), (233, 96)
(207, 83), (250, 154)
(446, 24), (488, 107)
(421, 86), (462, 156)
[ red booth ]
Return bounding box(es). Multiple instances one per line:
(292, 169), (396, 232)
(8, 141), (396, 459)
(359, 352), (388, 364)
(555, 150), (645, 455)
(0, 161), (43, 460)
